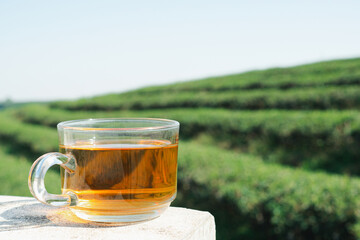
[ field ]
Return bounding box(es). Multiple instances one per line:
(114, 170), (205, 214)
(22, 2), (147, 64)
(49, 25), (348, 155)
(2, 57), (360, 239)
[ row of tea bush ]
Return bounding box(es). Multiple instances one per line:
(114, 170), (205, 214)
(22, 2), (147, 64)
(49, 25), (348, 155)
(2, 110), (360, 239)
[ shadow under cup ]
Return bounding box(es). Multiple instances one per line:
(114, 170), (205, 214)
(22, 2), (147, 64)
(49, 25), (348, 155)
(29, 118), (180, 223)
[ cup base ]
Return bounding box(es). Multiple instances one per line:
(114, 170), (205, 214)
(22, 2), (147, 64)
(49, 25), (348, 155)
(69, 203), (170, 224)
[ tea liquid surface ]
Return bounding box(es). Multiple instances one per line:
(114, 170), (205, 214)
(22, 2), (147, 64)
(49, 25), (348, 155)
(60, 139), (178, 214)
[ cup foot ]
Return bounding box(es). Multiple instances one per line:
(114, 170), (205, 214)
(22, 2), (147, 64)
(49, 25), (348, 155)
(69, 203), (170, 224)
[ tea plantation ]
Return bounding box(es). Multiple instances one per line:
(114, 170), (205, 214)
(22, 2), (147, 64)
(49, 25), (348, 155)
(1, 57), (360, 239)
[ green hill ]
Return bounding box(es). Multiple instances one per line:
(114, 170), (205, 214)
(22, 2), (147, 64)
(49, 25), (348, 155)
(2, 57), (360, 239)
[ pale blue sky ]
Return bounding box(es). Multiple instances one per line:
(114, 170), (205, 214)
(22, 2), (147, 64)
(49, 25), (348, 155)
(1, 0), (360, 101)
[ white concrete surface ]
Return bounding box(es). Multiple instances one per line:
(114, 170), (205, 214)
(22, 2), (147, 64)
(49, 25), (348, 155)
(0, 195), (215, 240)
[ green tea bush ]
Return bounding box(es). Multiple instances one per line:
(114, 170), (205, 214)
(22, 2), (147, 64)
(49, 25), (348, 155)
(0, 145), (60, 196)
(179, 142), (360, 240)
(138, 58), (360, 93)
(13, 105), (360, 174)
(2, 116), (360, 240)
(3, 57), (360, 240)
(0, 111), (58, 154)
(50, 86), (360, 111)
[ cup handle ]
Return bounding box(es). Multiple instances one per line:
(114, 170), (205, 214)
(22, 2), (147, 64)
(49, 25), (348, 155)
(28, 152), (77, 207)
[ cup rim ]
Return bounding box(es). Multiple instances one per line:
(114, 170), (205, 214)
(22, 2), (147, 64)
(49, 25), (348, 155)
(57, 118), (180, 131)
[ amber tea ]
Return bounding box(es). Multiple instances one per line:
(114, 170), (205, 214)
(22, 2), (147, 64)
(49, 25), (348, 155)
(29, 118), (179, 223)
(60, 139), (178, 218)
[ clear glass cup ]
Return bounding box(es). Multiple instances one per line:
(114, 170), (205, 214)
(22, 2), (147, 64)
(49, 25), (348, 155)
(28, 118), (179, 223)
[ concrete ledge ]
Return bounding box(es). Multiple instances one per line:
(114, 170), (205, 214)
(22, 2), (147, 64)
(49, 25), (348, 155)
(0, 195), (215, 240)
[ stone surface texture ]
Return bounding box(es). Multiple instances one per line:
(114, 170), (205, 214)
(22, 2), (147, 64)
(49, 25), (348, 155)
(0, 195), (215, 240)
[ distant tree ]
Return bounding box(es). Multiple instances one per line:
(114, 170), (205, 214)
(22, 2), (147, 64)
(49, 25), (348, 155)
(0, 98), (13, 109)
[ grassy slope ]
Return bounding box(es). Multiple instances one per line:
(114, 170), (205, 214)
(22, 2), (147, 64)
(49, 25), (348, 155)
(0, 110), (60, 196)
(13, 104), (360, 174)
(2, 57), (360, 239)
(51, 86), (360, 111)
(2, 109), (360, 239)
(0, 145), (60, 196)
(51, 58), (360, 110)
(178, 141), (360, 239)
(138, 57), (360, 92)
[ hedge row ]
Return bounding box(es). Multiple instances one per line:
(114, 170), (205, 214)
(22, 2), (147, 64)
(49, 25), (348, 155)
(15, 104), (358, 138)
(0, 145), (60, 196)
(50, 85), (360, 111)
(12, 105), (360, 174)
(2, 114), (360, 240)
(0, 111), (58, 154)
(179, 143), (360, 239)
(128, 58), (360, 93)
(178, 141), (360, 240)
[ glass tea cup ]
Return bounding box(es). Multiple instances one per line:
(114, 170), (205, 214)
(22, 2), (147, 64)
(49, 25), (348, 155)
(28, 118), (179, 223)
